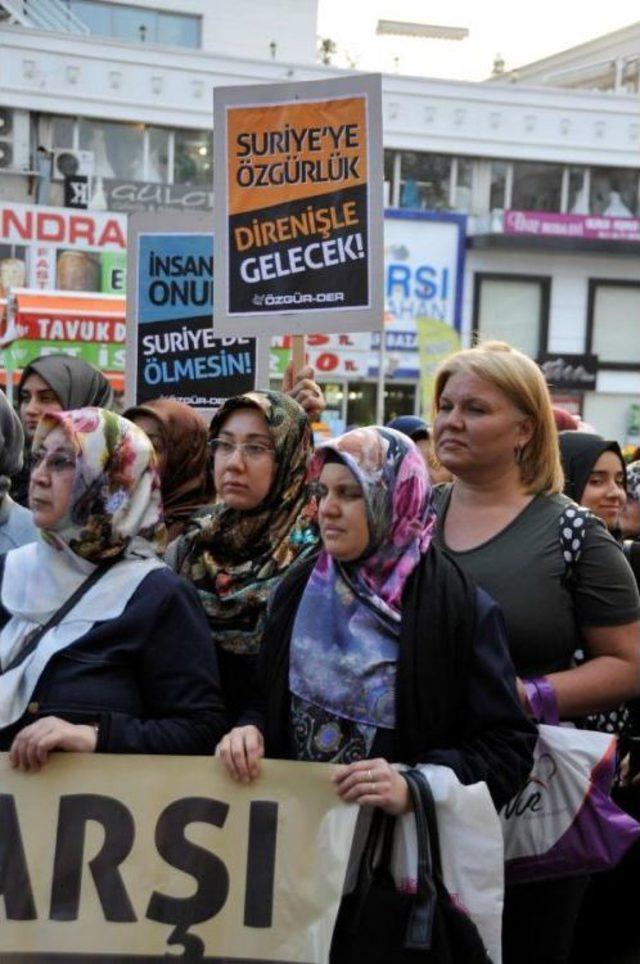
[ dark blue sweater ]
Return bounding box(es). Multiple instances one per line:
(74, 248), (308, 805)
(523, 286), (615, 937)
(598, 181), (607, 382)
(0, 563), (228, 754)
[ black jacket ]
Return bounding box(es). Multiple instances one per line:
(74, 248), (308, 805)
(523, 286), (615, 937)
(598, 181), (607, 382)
(241, 546), (537, 810)
(0, 565), (228, 754)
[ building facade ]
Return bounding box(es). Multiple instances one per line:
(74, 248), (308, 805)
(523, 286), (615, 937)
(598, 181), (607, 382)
(0, 2), (638, 437)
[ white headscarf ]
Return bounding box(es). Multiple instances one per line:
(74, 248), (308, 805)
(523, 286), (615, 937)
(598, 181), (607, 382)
(0, 408), (167, 728)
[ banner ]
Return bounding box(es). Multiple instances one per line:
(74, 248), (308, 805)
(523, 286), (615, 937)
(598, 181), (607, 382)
(126, 211), (267, 414)
(416, 316), (461, 415)
(213, 74), (384, 337)
(0, 753), (358, 963)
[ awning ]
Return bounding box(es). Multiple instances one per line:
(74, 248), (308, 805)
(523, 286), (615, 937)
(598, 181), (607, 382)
(1, 288), (126, 391)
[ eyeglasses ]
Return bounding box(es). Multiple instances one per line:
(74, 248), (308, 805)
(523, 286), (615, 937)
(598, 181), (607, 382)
(29, 450), (77, 474)
(209, 439), (276, 462)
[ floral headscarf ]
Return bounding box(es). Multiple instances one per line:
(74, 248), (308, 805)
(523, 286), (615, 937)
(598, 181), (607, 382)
(289, 427), (434, 728)
(177, 391), (318, 655)
(32, 407), (166, 562)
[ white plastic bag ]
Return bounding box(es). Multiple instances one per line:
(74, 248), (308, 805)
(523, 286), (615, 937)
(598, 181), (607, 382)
(500, 724), (640, 883)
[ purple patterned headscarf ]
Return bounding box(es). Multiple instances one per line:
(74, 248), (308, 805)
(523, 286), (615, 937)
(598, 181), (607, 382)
(289, 427), (435, 728)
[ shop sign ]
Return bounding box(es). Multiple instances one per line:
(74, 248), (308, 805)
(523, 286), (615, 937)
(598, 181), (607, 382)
(537, 353), (598, 392)
(103, 179), (213, 213)
(0, 202), (126, 251)
(504, 211), (640, 243)
(213, 73), (384, 337)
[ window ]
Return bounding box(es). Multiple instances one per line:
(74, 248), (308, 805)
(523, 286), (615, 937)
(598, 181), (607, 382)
(473, 273), (550, 358)
(64, 1), (201, 48)
(511, 162), (563, 212)
(590, 168), (639, 217)
(567, 167), (588, 214)
(489, 161), (510, 210)
(45, 116), (215, 186)
(347, 383), (377, 427)
(51, 115), (75, 149)
(454, 158), (473, 212)
(147, 127), (170, 183)
(384, 149), (395, 206)
(587, 280), (640, 367)
(174, 129), (212, 185)
(78, 119), (144, 180)
(384, 384), (416, 422)
(399, 152), (452, 211)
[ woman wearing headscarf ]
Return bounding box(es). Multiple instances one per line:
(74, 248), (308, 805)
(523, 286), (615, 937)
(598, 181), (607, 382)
(0, 407), (226, 768)
(217, 426), (535, 814)
(172, 390), (318, 723)
(0, 391), (37, 552)
(124, 398), (214, 542)
(556, 434), (640, 964)
(13, 354), (115, 505)
(558, 432), (627, 534)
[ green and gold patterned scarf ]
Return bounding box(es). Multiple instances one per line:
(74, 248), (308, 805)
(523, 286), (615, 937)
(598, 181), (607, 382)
(177, 391), (318, 655)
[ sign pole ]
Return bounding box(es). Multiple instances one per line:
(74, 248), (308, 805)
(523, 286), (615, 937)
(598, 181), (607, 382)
(291, 334), (306, 378)
(375, 328), (386, 425)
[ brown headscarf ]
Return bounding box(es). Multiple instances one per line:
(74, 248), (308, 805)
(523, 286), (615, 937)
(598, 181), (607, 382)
(124, 398), (214, 541)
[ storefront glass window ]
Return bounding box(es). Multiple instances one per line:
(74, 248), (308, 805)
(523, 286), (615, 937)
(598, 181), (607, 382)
(568, 167), (588, 214)
(384, 384), (416, 422)
(489, 161), (509, 210)
(347, 383), (377, 427)
(51, 115), (75, 149)
(147, 127), (170, 183)
(399, 152), (451, 211)
(511, 162), (563, 212)
(454, 158), (473, 212)
(112, 6), (155, 43)
(67, 0), (111, 34)
(590, 168), (639, 216)
(591, 283), (640, 364)
(174, 129), (213, 185)
(78, 119), (145, 180)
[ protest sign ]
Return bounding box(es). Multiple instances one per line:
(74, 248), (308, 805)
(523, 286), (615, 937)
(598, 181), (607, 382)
(126, 211), (268, 414)
(213, 74), (384, 337)
(0, 753), (358, 963)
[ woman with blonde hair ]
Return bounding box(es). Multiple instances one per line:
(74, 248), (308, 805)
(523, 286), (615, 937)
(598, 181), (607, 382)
(431, 341), (640, 964)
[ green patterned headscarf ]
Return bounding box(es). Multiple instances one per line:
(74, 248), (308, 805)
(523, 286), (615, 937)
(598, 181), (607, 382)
(177, 391), (318, 655)
(32, 407), (166, 562)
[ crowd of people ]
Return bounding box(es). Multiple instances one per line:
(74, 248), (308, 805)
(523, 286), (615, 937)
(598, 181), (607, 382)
(1, 342), (639, 963)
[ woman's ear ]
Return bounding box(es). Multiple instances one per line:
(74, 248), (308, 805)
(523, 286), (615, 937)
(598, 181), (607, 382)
(517, 416), (535, 449)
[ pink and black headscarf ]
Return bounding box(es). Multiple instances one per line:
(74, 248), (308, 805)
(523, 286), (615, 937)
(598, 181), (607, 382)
(289, 427), (435, 728)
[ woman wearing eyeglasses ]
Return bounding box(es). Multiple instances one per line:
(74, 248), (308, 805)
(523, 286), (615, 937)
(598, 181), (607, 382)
(0, 407), (227, 767)
(171, 391), (319, 723)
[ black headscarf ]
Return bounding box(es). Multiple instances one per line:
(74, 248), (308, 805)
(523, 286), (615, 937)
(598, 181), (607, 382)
(558, 431), (626, 503)
(12, 355), (114, 506)
(17, 355), (114, 411)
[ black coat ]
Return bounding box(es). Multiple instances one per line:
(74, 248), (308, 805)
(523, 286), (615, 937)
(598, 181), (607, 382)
(0, 564), (228, 754)
(241, 546), (537, 810)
